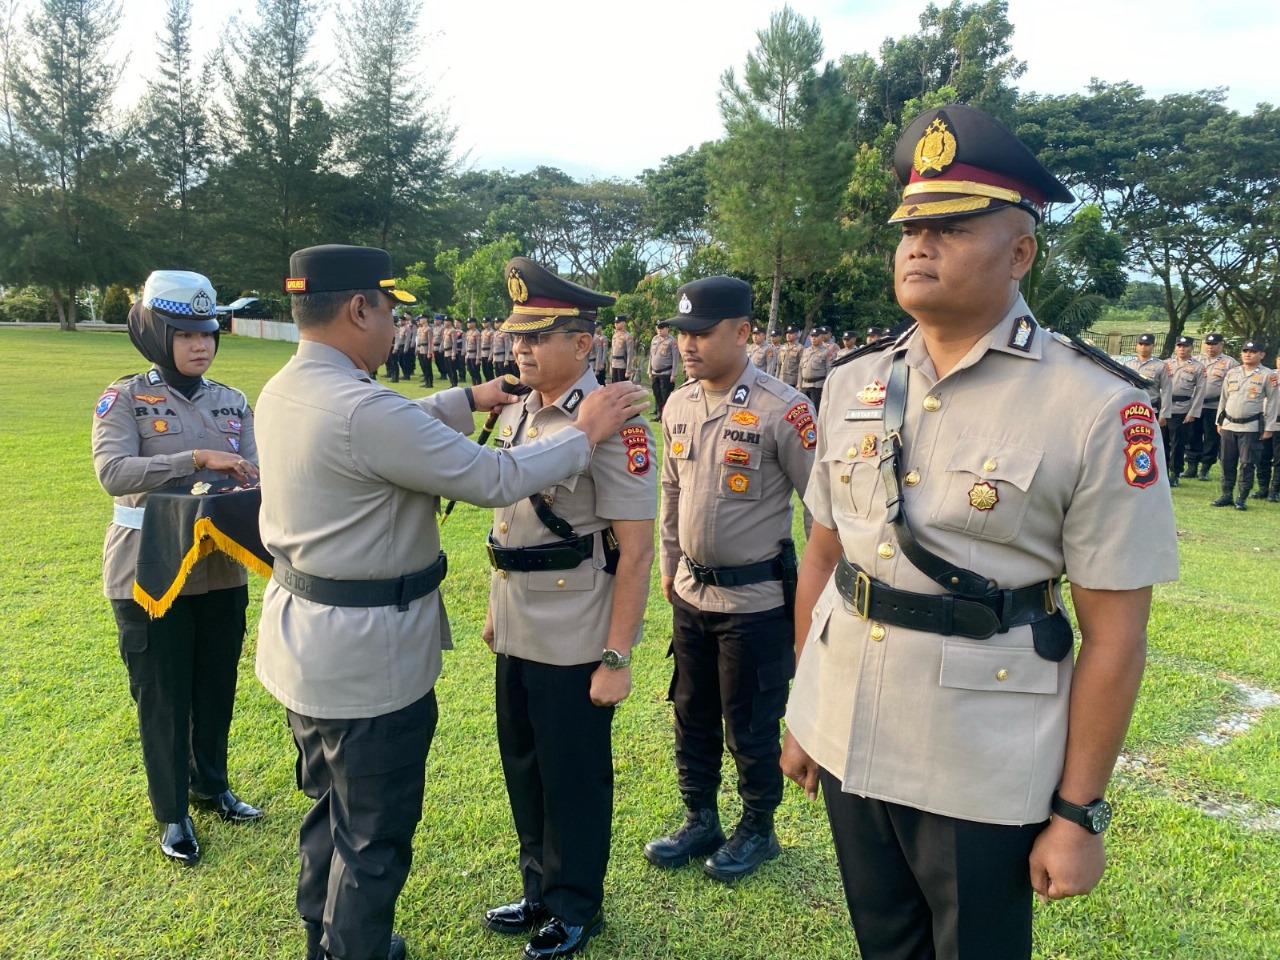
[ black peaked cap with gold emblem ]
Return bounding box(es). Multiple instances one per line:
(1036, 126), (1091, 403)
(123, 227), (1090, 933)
(285, 244), (416, 303)
(667, 276), (752, 333)
(502, 256), (614, 333)
(890, 104), (1072, 224)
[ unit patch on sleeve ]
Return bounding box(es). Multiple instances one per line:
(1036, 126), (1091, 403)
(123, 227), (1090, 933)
(620, 425), (651, 475)
(1123, 421), (1159, 489)
(1119, 401), (1155, 425)
(95, 389), (119, 418)
(784, 402), (810, 424)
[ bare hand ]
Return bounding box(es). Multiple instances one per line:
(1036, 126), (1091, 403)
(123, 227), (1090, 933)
(1263, 431), (1273, 441)
(589, 664), (631, 707)
(1184, 414), (1194, 424)
(661, 575), (674, 604)
(482, 610), (496, 652)
(1158, 417), (1168, 428)
(197, 450), (258, 483)
(781, 729), (820, 801)
(575, 382), (649, 445)
(1028, 817), (1106, 902)
(471, 376), (526, 413)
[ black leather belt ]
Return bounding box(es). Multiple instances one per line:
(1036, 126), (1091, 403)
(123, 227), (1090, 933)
(1223, 413), (1262, 425)
(273, 553), (447, 612)
(684, 553), (783, 588)
(487, 530), (619, 574)
(1173, 394), (1191, 402)
(834, 557), (1058, 641)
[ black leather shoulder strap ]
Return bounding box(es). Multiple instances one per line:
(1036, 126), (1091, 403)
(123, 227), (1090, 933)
(831, 333), (898, 370)
(1053, 331), (1152, 389)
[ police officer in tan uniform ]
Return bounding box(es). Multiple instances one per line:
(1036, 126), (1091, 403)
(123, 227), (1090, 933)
(416, 317), (434, 387)
(800, 326), (832, 412)
(1125, 333), (1172, 456)
(463, 317), (482, 385)
(481, 317), (496, 381)
(1211, 340), (1276, 510)
(610, 316), (635, 382)
(1165, 335), (1205, 485)
(591, 329), (609, 384)
(644, 276), (815, 882)
(439, 317), (457, 387)
(481, 257), (656, 960)
(1196, 332), (1238, 480)
(776, 327), (802, 387)
(836, 329), (857, 359)
(492, 324), (511, 380)
(452, 318), (466, 380)
(781, 106), (1179, 960)
(256, 245), (647, 960)
(93, 270), (264, 866)
(649, 319), (679, 421)
(747, 326), (776, 375)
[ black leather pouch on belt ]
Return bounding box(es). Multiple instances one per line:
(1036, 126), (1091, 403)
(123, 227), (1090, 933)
(779, 538), (798, 621)
(1031, 611), (1073, 662)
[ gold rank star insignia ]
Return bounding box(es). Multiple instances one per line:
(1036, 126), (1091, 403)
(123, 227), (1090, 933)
(968, 481), (999, 511)
(913, 117), (957, 176)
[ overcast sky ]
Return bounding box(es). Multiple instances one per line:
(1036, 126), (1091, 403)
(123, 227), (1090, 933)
(112, 0), (1274, 181)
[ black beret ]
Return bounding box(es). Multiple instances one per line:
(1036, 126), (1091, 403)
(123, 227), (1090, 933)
(502, 256), (614, 333)
(286, 244), (415, 303)
(1136, 333), (1156, 345)
(890, 104), (1072, 224)
(667, 276), (752, 333)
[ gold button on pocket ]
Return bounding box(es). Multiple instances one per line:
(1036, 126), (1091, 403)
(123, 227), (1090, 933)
(498, 570), (508, 580)
(983, 458), (998, 473)
(995, 669), (1009, 681)
(869, 623), (885, 642)
(877, 541), (895, 559)
(527, 427), (538, 438)
(923, 395), (942, 412)
(904, 470), (920, 486)
(499, 522), (508, 534)
(556, 579), (566, 588)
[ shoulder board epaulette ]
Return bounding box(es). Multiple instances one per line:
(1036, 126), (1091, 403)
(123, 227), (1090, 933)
(1052, 331), (1151, 389)
(831, 334), (898, 369)
(112, 372), (143, 384)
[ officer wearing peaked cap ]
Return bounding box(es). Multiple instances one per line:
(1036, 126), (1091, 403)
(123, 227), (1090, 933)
(483, 256), (654, 960)
(645, 275), (815, 883)
(256, 245), (646, 960)
(781, 105), (1178, 960)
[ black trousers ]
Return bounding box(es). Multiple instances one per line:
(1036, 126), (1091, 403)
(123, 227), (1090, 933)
(1169, 416), (1197, 475)
(1197, 407), (1221, 469)
(611, 366), (628, 383)
(434, 351), (448, 380)
(418, 352), (433, 385)
(289, 691), (437, 960)
(496, 654), (614, 924)
(1220, 429), (1260, 496)
(466, 359), (482, 386)
(803, 385), (823, 413)
(651, 373), (673, 419)
(820, 769), (1044, 960)
(482, 358), (495, 380)
(111, 586), (248, 823)
(669, 595), (793, 814)
(595, 368), (607, 385)
(1255, 435), (1277, 491)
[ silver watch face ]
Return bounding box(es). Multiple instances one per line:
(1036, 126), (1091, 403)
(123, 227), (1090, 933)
(601, 648), (628, 669)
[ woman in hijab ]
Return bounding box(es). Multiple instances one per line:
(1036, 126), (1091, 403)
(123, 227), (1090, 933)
(92, 270), (263, 865)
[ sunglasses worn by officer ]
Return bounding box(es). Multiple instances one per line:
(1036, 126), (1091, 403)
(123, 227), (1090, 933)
(511, 330), (590, 347)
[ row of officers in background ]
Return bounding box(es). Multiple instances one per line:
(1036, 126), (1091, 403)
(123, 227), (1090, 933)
(1123, 332), (1280, 508)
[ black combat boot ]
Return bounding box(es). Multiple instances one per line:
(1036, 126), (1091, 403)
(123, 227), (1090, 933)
(703, 810), (780, 883)
(1250, 489), (1268, 499)
(644, 806), (724, 868)
(1235, 485), (1251, 510)
(1211, 483), (1234, 507)
(1181, 465), (1197, 479)
(1268, 481), (1279, 503)
(1197, 465), (1211, 481)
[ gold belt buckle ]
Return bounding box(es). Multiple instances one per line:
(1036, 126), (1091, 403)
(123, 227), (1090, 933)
(485, 541), (499, 571)
(1044, 580), (1059, 615)
(853, 569), (872, 620)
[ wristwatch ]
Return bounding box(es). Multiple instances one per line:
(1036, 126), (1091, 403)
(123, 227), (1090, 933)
(601, 648), (631, 670)
(1051, 791), (1113, 834)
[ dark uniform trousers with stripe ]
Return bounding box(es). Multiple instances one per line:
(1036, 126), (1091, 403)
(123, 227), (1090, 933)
(496, 654), (614, 925)
(288, 691), (438, 960)
(111, 585), (248, 823)
(668, 594), (793, 815)
(820, 768), (1045, 960)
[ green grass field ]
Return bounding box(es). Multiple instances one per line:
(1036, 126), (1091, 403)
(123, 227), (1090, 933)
(1, 327), (1277, 959)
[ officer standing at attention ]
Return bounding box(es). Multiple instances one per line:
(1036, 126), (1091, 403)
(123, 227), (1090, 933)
(1165, 335), (1205, 485)
(611, 315), (635, 383)
(780, 105), (1178, 960)
(1196, 333), (1238, 481)
(439, 316), (457, 387)
(800, 326), (832, 412)
(1211, 340), (1276, 510)
(492, 322), (511, 381)
(836, 329), (858, 359)
(256, 245), (647, 960)
(464, 317), (482, 386)
(864, 326), (886, 346)
(417, 317), (434, 387)
(452, 318), (467, 382)
(431, 316), (447, 384)
(776, 327), (802, 388)
(747, 326), (775, 375)
(1125, 333), (1172, 453)
(768, 330), (783, 373)
(481, 257), (656, 960)
(93, 270), (264, 866)
(591, 328), (609, 384)
(649, 319), (679, 422)
(644, 276), (815, 882)
(481, 317), (496, 381)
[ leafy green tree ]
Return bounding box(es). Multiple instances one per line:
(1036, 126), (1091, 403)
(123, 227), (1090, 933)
(3, 0), (134, 330)
(598, 241), (646, 296)
(393, 261), (432, 307)
(709, 6), (855, 333)
(332, 0), (455, 252)
(1021, 206), (1127, 335)
(640, 145), (713, 271)
(101, 283), (131, 325)
(435, 234), (520, 318)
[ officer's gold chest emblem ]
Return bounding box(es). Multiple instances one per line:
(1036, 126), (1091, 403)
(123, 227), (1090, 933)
(913, 117), (957, 177)
(967, 481), (999, 511)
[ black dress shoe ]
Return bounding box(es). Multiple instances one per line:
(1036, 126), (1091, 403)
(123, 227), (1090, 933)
(703, 819), (780, 882)
(193, 789), (264, 823)
(386, 933), (406, 960)
(1235, 499), (1248, 510)
(483, 898), (550, 935)
(521, 913), (604, 959)
(644, 808), (724, 868)
(1210, 495), (1234, 507)
(160, 816), (200, 866)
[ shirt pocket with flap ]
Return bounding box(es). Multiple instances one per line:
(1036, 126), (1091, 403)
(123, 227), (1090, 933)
(933, 437), (1042, 543)
(939, 638), (1059, 696)
(819, 425), (882, 519)
(135, 415), (184, 441)
(527, 563), (596, 593)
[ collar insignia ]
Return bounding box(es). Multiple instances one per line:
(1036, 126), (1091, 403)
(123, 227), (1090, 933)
(564, 388), (584, 412)
(732, 384), (750, 405)
(1008, 316), (1036, 352)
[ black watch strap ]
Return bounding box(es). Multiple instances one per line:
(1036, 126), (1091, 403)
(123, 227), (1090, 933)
(1051, 790), (1112, 834)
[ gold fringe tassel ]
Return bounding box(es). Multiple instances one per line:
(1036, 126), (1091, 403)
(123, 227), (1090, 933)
(132, 518), (272, 619)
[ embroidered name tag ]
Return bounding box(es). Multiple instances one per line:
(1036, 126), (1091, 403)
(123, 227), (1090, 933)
(844, 409), (884, 421)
